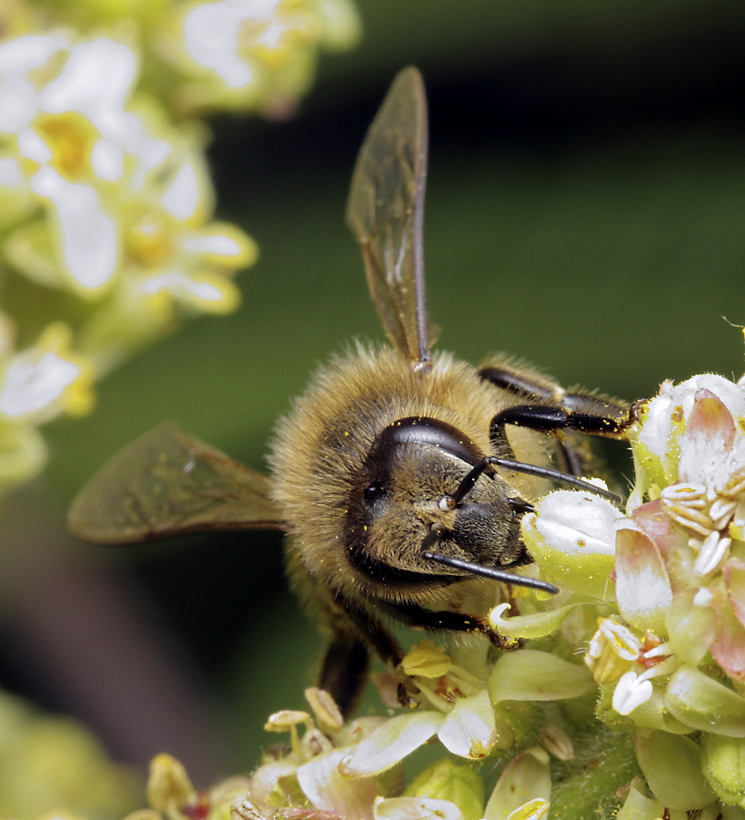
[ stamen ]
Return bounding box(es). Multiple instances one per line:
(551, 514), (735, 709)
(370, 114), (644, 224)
(694, 532), (730, 577)
(612, 671), (653, 715)
(709, 497), (736, 529)
(597, 619), (641, 661)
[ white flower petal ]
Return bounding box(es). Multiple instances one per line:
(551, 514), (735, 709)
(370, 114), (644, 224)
(612, 671), (653, 716)
(17, 127), (52, 163)
(0, 155), (24, 186)
(339, 711), (444, 777)
(0, 350), (79, 419)
(0, 79), (37, 134)
(183, 0), (261, 87)
(181, 231), (242, 256)
(161, 161), (200, 220)
(31, 168), (118, 290)
(91, 139), (124, 181)
(0, 33), (68, 77)
(42, 39), (136, 117)
(437, 690), (496, 759)
(534, 491), (621, 556)
(138, 271), (226, 305)
(296, 749), (376, 820)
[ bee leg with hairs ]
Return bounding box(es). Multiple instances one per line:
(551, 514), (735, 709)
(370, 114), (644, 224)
(478, 364), (633, 476)
(318, 595), (407, 716)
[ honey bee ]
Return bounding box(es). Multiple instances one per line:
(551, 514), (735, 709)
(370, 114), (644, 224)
(69, 67), (631, 716)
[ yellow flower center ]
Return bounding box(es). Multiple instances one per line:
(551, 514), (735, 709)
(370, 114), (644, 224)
(238, 2), (315, 68)
(125, 210), (174, 268)
(35, 112), (99, 181)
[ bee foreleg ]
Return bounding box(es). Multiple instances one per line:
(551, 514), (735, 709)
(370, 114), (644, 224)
(489, 401), (630, 443)
(479, 365), (632, 476)
(380, 600), (514, 650)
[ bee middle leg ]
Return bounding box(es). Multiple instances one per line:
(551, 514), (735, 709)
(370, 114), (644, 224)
(320, 598), (407, 716)
(319, 634), (371, 719)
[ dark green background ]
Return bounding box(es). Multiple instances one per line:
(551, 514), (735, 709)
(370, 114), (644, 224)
(4, 0), (745, 785)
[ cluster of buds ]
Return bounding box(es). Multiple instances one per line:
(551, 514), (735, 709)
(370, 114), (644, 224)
(0, 0), (360, 496)
(523, 370), (745, 814)
(133, 684), (560, 820)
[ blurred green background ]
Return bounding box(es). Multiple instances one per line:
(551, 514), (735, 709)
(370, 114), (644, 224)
(3, 0), (745, 788)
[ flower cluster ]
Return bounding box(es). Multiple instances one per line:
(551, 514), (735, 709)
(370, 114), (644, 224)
(27, 0), (361, 118)
(0, 688), (139, 818)
(523, 371), (745, 814)
(0, 29), (255, 492)
(131, 684), (559, 820)
(0, 0), (359, 496)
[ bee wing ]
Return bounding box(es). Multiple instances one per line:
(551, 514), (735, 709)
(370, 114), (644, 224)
(346, 66), (432, 370)
(68, 421), (286, 544)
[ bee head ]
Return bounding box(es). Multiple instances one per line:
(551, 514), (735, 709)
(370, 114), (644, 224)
(342, 416), (530, 594)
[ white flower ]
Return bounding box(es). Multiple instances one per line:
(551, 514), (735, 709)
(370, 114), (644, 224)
(0, 33), (142, 292)
(0, 323), (92, 424)
(159, 0), (361, 114)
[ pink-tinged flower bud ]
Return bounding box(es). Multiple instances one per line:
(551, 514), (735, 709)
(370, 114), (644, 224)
(615, 524), (673, 633)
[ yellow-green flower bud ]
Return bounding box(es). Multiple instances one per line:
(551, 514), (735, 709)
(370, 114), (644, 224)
(702, 734), (745, 808)
(521, 490), (620, 600)
(404, 759), (484, 820)
(483, 748), (550, 820)
(665, 666), (745, 736)
(635, 731), (716, 811)
(489, 650), (595, 704)
(147, 753), (195, 813)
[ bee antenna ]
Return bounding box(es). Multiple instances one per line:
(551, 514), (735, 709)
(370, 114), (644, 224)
(421, 549), (559, 595)
(441, 455), (622, 509)
(488, 456), (622, 505)
(420, 524), (559, 595)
